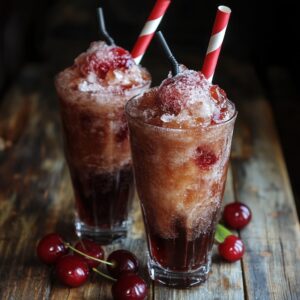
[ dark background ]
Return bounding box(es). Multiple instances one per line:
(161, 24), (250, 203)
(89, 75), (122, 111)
(1, 0), (299, 212)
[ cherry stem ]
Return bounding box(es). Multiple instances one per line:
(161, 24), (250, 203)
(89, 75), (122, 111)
(215, 224), (232, 244)
(79, 238), (86, 250)
(92, 267), (117, 282)
(64, 242), (114, 266)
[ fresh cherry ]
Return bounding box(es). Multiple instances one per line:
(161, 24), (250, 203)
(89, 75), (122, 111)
(74, 239), (105, 268)
(223, 202), (252, 229)
(55, 255), (89, 287)
(112, 273), (148, 300)
(107, 250), (139, 278)
(36, 233), (68, 265)
(218, 235), (245, 262)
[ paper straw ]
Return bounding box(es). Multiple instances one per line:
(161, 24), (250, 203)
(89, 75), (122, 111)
(131, 0), (171, 64)
(202, 5), (231, 82)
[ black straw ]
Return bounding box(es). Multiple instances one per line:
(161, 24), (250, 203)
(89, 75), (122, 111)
(156, 31), (179, 76)
(97, 7), (115, 46)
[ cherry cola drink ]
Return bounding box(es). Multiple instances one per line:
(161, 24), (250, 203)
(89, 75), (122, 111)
(55, 41), (151, 243)
(126, 67), (236, 287)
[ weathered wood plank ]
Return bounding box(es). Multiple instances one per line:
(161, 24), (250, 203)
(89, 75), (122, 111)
(1, 60), (299, 300)
(265, 66), (300, 214)
(221, 60), (300, 300)
(232, 99), (300, 300)
(0, 67), (71, 300)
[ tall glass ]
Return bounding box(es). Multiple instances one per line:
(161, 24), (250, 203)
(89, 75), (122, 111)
(126, 96), (236, 287)
(55, 80), (150, 244)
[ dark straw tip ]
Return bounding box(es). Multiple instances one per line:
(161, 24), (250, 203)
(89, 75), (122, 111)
(156, 31), (179, 76)
(97, 7), (115, 46)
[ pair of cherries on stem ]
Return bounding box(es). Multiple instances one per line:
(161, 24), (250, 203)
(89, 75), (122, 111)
(217, 202), (252, 262)
(36, 234), (147, 300)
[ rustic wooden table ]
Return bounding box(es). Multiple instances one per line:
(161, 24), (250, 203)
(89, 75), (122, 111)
(0, 59), (299, 299)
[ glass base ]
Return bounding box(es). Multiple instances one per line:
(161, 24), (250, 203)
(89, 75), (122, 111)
(148, 257), (211, 288)
(75, 219), (128, 244)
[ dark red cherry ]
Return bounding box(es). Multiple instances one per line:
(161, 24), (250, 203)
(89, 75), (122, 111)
(210, 85), (227, 105)
(110, 47), (134, 70)
(74, 239), (105, 268)
(36, 233), (68, 265)
(195, 147), (218, 170)
(78, 47), (133, 79)
(223, 202), (252, 229)
(158, 74), (196, 115)
(107, 250), (139, 278)
(55, 255), (89, 287)
(218, 235), (245, 262)
(112, 273), (148, 300)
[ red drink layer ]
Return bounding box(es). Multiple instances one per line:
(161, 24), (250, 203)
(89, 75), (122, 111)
(55, 41), (151, 243)
(126, 67), (236, 287)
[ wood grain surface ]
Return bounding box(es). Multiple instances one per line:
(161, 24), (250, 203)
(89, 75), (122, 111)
(0, 60), (299, 299)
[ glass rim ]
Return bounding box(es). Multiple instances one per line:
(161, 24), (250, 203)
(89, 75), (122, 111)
(125, 94), (237, 132)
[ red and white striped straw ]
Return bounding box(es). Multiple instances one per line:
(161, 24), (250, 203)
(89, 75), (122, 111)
(202, 5), (231, 82)
(131, 0), (171, 64)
